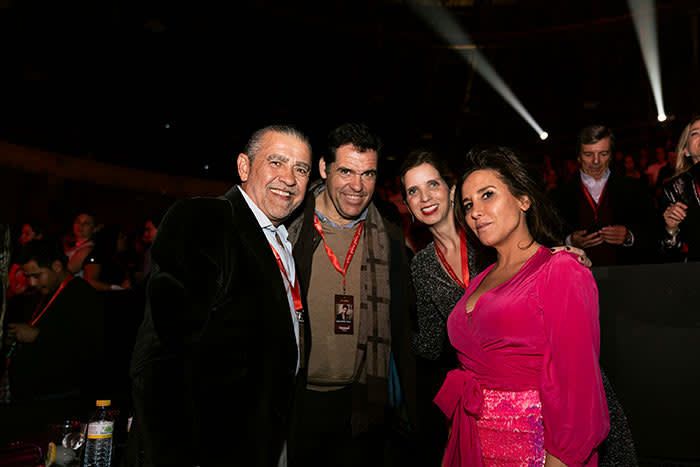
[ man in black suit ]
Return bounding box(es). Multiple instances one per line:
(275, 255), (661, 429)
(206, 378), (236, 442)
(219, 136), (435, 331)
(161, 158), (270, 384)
(552, 124), (654, 266)
(129, 124), (313, 466)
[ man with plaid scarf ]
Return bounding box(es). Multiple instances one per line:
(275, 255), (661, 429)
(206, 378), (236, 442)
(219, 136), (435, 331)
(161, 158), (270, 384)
(287, 122), (416, 466)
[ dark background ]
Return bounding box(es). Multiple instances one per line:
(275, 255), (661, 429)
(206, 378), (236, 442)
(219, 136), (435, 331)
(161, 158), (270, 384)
(0, 0), (699, 183)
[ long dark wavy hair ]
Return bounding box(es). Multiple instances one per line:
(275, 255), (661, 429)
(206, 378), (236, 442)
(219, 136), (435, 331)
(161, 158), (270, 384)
(454, 145), (564, 248)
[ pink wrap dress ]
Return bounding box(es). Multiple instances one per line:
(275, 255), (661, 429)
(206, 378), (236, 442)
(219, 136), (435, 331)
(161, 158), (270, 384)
(434, 247), (610, 466)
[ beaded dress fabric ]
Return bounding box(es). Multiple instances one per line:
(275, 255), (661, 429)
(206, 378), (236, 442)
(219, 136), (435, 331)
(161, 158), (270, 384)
(476, 389), (545, 466)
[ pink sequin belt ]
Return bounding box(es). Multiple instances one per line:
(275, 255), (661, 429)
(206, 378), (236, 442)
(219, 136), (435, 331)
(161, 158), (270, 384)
(477, 389), (544, 466)
(434, 367), (543, 467)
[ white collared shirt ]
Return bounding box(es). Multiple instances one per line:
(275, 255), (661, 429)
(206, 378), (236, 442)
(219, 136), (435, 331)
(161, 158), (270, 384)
(238, 186), (300, 374)
(580, 169), (610, 204)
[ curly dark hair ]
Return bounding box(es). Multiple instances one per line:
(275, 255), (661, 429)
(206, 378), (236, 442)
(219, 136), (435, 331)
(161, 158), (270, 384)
(454, 145), (564, 248)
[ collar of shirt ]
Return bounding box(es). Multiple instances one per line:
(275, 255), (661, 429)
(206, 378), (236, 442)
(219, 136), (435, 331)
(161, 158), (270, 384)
(313, 185), (368, 230)
(238, 185), (275, 231)
(237, 186), (293, 264)
(580, 169), (611, 204)
(238, 185), (292, 245)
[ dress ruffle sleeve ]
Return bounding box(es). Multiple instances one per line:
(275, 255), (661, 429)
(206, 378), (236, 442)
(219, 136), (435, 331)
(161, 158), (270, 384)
(539, 252), (610, 466)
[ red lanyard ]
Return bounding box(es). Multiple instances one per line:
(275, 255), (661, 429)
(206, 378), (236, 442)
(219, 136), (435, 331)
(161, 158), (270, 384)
(30, 276), (73, 326)
(313, 214), (364, 292)
(269, 244), (303, 312)
(6, 275), (73, 366)
(580, 179), (607, 220)
(434, 228), (470, 290)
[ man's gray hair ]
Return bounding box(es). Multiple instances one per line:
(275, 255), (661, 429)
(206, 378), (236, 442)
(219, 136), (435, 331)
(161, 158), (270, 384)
(243, 124), (312, 162)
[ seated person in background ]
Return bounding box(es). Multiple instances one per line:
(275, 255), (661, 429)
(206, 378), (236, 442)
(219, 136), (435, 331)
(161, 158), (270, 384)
(656, 151), (677, 190)
(83, 225), (131, 291)
(645, 146), (668, 189)
(133, 215), (160, 285)
(8, 221), (47, 298)
(18, 222), (47, 249)
(143, 218), (158, 247)
(64, 213), (97, 276)
(4, 238), (105, 403)
(623, 154), (649, 186)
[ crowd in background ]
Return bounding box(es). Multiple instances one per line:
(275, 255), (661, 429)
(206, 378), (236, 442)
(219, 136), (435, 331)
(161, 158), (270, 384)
(1, 213), (161, 415)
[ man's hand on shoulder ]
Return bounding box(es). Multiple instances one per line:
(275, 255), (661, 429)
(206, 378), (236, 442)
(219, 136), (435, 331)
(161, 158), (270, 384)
(550, 245), (592, 269)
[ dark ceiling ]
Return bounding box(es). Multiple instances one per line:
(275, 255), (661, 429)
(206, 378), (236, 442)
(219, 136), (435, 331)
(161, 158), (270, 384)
(1, 0), (698, 181)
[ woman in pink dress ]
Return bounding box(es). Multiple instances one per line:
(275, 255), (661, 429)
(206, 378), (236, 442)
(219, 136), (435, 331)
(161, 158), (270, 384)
(435, 146), (609, 466)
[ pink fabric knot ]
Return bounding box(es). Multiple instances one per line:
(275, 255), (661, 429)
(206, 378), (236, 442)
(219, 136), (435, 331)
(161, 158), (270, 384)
(434, 368), (484, 466)
(434, 367), (484, 419)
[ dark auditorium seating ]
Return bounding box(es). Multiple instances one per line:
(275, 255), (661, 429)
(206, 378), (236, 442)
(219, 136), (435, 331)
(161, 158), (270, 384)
(594, 261), (700, 466)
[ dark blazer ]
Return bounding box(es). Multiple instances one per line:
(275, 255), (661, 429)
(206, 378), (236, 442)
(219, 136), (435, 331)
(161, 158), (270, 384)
(129, 187), (310, 467)
(552, 172), (655, 265)
(8, 278), (105, 402)
(660, 161), (700, 261)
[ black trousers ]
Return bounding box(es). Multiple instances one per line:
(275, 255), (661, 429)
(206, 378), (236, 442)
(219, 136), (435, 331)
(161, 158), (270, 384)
(290, 387), (389, 467)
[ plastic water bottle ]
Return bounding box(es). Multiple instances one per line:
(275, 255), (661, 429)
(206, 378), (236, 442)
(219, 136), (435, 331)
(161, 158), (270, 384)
(82, 400), (114, 467)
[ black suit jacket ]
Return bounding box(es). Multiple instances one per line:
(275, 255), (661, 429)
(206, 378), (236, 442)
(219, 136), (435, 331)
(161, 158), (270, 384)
(129, 187), (310, 467)
(552, 172), (655, 265)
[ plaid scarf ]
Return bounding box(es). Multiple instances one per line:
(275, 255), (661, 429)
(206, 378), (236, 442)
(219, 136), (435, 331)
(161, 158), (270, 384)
(352, 203), (392, 434)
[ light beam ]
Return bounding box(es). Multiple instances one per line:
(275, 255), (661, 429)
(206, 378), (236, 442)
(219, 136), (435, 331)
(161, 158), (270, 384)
(408, 1), (548, 140)
(627, 0), (666, 122)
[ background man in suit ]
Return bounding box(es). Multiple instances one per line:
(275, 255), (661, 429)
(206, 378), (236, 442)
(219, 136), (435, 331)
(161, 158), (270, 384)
(552, 124), (654, 266)
(129, 124), (312, 466)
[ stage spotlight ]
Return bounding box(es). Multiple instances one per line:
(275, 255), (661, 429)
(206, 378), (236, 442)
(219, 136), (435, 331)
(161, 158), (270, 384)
(539, 132), (549, 141)
(408, 1), (548, 140)
(627, 0), (667, 122)
(657, 114), (667, 122)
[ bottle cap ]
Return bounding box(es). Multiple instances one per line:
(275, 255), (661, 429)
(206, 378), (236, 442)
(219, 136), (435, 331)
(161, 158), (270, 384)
(96, 400), (111, 406)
